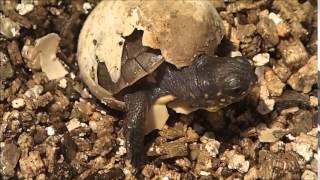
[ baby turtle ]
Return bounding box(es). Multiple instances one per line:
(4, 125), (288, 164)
(77, 0), (257, 169)
(95, 31), (256, 168)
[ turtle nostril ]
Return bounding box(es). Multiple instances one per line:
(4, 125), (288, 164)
(236, 58), (245, 63)
(234, 57), (253, 72)
(235, 57), (249, 64)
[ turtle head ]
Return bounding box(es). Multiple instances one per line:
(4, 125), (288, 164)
(193, 55), (257, 110)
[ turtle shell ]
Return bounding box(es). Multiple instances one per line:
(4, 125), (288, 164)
(97, 30), (164, 95)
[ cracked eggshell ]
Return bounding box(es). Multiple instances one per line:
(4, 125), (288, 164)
(77, 0), (224, 109)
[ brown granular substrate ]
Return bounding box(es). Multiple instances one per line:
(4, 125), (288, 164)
(0, 0), (317, 179)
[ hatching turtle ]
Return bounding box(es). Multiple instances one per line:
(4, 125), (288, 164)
(77, 0), (257, 168)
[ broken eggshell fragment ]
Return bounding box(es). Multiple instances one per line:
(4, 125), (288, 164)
(22, 33), (68, 80)
(77, 0), (225, 132)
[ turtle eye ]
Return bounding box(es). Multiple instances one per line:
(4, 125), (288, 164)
(228, 77), (240, 88)
(224, 76), (245, 96)
(225, 76), (240, 89)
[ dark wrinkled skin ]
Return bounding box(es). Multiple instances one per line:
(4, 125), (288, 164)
(123, 55), (257, 169)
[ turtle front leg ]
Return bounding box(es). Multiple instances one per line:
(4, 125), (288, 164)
(124, 91), (149, 169)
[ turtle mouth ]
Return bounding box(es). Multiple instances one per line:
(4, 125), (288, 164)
(205, 106), (222, 112)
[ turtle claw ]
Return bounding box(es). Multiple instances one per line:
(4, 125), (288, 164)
(124, 91), (149, 169)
